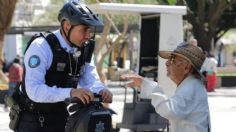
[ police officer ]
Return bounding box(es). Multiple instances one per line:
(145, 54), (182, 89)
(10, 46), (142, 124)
(17, 0), (112, 132)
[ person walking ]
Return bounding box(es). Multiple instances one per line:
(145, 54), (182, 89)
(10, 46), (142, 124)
(15, 1), (112, 132)
(4, 56), (23, 110)
(122, 43), (211, 132)
(201, 52), (218, 92)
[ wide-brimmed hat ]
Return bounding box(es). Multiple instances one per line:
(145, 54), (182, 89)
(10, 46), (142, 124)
(159, 42), (206, 76)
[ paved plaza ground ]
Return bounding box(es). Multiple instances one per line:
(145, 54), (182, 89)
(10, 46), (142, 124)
(0, 85), (236, 132)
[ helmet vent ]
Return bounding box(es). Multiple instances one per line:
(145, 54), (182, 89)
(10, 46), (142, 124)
(85, 18), (92, 21)
(72, 1), (78, 5)
(78, 7), (86, 15)
(86, 7), (93, 14)
(92, 14), (99, 21)
(69, 8), (76, 16)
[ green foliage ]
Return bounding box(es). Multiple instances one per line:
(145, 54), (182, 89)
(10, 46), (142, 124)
(166, 0), (176, 5)
(156, 0), (176, 5)
(223, 28), (236, 38)
(217, 73), (236, 77)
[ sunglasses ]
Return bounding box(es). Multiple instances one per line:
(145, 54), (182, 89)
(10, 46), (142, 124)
(168, 55), (189, 65)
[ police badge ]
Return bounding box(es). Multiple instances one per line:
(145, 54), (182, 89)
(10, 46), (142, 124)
(95, 121), (105, 132)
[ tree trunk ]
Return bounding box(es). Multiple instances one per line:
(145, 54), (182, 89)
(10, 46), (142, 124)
(196, 32), (212, 52)
(95, 13), (128, 83)
(192, 23), (212, 52)
(0, 0), (17, 83)
(0, 37), (4, 63)
(97, 54), (107, 84)
(0, 39), (8, 84)
(0, 0), (17, 60)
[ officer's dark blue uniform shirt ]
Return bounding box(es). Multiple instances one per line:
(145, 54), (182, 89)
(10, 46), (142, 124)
(24, 30), (106, 103)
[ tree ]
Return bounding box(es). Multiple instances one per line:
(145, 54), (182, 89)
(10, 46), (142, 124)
(87, 0), (130, 83)
(215, 3), (236, 41)
(92, 0), (236, 82)
(94, 15), (129, 83)
(87, 0), (163, 83)
(183, 0), (236, 52)
(0, 0), (17, 83)
(158, 0), (236, 52)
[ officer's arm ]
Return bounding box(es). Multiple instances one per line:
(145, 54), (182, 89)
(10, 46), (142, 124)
(78, 60), (106, 93)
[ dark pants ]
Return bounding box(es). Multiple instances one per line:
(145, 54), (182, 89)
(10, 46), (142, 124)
(4, 82), (18, 108)
(16, 111), (68, 132)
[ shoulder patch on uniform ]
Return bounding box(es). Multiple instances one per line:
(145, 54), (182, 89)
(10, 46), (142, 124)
(28, 55), (40, 68)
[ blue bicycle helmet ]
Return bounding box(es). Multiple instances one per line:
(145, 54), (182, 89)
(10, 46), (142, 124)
(58, 0), (103, 27)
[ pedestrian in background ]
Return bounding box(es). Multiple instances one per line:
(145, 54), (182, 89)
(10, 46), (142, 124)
(8, 56), (23, 95)
(201, 52), (218, 92)
(122, 42), (211, 132)
(4, 56), (23, 110)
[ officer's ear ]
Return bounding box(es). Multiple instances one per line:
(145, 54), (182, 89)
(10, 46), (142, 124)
(62, 20), (72, 33)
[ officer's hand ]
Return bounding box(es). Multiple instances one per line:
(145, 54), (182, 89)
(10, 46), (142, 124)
(99, 89), (113, 103)
(70, 88), (94, 104)
(120, 73), (144, 88)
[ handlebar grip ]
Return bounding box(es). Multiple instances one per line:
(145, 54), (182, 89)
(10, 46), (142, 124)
(94, 93), (112, 103)
(65, 97), (84, 114)
(93, 93), (102, 102)
(64, 97), (82, 105)
(64, 93), (102, 105)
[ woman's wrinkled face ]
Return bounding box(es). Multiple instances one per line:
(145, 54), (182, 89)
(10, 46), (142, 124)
(165, 54), (191, 85)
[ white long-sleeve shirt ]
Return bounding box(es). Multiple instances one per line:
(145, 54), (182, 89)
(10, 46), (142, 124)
(140, 75), (211, 132)
(24, 30), (106, 103)
(200, 57), (218, 74)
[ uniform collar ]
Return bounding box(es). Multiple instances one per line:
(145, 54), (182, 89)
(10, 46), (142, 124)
(53, 29), (77, 53)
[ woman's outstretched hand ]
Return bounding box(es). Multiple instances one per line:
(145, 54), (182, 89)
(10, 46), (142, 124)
(120, 73), (144, 89)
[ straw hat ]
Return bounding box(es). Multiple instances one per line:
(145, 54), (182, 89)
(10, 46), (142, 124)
(159, 42), (206, 76)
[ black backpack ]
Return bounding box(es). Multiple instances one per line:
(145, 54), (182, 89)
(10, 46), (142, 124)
(64, 97), (112, 132)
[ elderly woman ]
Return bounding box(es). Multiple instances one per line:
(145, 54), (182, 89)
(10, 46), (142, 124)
(122, 43), (211, 132)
